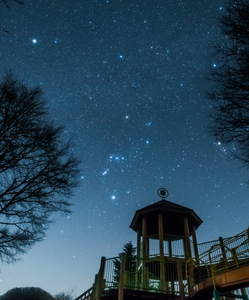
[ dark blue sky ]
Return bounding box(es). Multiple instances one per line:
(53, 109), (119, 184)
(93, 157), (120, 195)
(0, 0), (248, 297)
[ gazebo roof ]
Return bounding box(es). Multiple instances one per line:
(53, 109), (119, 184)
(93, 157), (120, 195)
(129, 199), (203, 236)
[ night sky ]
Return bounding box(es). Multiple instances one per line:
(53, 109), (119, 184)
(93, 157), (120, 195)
(0, 0), (249, 297)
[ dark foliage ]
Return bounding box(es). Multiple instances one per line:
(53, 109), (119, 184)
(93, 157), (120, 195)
(113, 241), (136, 283)
(208, 0), (249, 166)
(0, 287), (55, 300)
(0, 71), (80, 263)
(54, 290), (75, 300)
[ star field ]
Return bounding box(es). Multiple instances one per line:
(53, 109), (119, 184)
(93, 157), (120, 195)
(0, 0), (249, 297)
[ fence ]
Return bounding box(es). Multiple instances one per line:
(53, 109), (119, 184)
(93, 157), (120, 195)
(186, 228), (249, 294)
(101, 254), (188, 299)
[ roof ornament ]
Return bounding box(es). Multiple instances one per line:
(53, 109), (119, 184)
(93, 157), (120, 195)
(157, 188), (169, 199)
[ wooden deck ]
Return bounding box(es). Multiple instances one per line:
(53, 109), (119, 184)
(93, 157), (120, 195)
(191, 264), (249, 300)
(100, 289), (188, 300)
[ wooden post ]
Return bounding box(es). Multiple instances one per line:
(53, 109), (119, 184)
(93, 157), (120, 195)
(95, 256), (106, 300)
(119, 253), (126, 300)
(177, 260), (185, 300)
(191, 226), (199, 262)
(158, 213), (164, 258)
(191, 225), (201, 284)
(184, 217), (194, 296)
(142, 217), (148, 289)
(241, 288), (248, 300)
(142, 217), (148, 259)
(231, 248), (238, 267)
(92, 274), (98, 300)
(99, 256), (106, 289)
(137, 229), (141, 259)
(125, 270), (130, 288)
(184, 217), (191, 259)
(219, 237), (227, 261)
(158, 213), (166, 290)
(143, 267), (149, 289)
(136, 229), (141, 287)
(168, 240), (172, 257)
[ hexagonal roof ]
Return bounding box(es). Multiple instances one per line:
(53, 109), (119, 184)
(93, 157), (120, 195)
(129, 199), (202, 236)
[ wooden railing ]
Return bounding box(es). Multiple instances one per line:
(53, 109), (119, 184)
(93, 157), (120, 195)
(76, 228), (249, 300)
(186, 228), (249, 296)
(75, 286), (93, 300)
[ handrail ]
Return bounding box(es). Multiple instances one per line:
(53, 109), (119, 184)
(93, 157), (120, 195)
(186, 229), (249, 294)
(75, 286), (93, 300)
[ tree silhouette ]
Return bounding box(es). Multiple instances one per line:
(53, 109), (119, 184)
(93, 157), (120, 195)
(1, 0), (24, 8)
(0, 287), (55, 300)
(0, 71), (80, 263)
(208, 0), (249, 167)
(113, 241), (136, 284)
(54, 290), (75, 300)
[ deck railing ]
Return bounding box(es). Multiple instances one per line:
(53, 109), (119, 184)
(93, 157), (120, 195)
(75, 228), (249, 300)
(75, 286), (93, 300)
(89, 254), (188, 300)
(186, 228), (249, 294)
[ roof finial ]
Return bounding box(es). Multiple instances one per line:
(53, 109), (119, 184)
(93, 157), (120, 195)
(157, 188), (169, 199)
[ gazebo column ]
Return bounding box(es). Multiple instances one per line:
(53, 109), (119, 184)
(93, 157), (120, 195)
(191, 225), (201, 284)
(191, 225), (199, 263)
(136, 229), (141, 286)
(137, 229), (141, 259)
(184, 217), (191, 259)
(158, 213), (166, 290)
(184, 217), (194, 296)
(142, 217), (148, 258)
(142, 217), (149, 288)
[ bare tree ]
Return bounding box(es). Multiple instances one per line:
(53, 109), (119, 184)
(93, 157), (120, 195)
(208, 0), (249, 166)
(0, 71), (80, 263)
(1, 0), (24, 33)
(1, 0), (24, 8)
(54, 290), (75, 300)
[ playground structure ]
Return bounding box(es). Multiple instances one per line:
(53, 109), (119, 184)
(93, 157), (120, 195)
(75, 191), (249, 300)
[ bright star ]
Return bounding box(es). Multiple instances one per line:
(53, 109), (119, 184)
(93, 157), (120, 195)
(102, 168), (109, 176)
(111, 196), (116, 200)
(32, 39), (37, 44)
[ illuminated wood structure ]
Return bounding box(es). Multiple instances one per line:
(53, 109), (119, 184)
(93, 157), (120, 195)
(75, 189), (249, 300)
(129, 192), (202, 299)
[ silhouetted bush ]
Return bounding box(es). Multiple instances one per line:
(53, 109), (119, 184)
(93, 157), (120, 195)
(0, 287), (55, 300)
